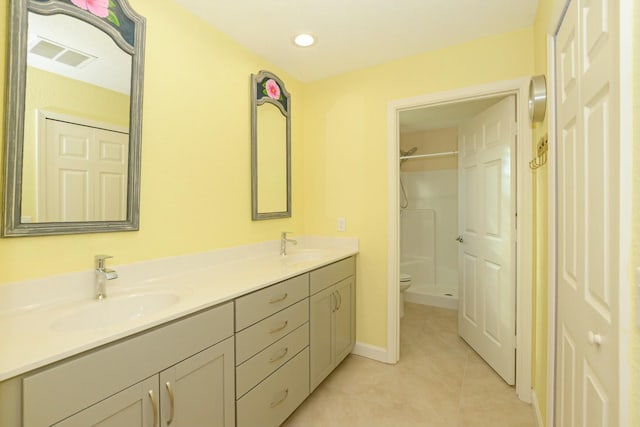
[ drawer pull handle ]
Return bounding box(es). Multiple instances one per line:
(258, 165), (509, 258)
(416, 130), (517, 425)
(270, 388), (289, 408)
(269, 293), (289, 304)
(269, 347), (289, 363)
(269, 320), (289, 334)
(148, 389), (159, 427)
(165, 381), (175, 425)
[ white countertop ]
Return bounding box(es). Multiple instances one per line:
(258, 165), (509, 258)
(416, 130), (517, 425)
(0, 236), (358, 382)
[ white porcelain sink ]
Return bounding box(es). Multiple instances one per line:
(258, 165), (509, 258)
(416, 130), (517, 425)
(281, 249), (331, 264)
(51, 293), (179, 331)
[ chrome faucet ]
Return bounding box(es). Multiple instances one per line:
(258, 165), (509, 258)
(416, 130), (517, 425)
(280, 232), (298, 256)
(95, 255), (118, 300)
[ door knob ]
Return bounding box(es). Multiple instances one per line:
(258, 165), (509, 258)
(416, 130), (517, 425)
(588, 331), (603, 346)
(455, 235), (464, 243)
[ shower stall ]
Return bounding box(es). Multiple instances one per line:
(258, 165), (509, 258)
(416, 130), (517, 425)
(399, 139), (459, 310)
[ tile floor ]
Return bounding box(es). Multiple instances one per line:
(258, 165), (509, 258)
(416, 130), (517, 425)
(282, 302), (536, 427)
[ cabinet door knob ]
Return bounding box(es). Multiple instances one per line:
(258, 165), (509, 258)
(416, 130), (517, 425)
(165, 381), (175, 425)
(588, 331), (603, 346)
(455, 235), (464, 243)
(148, 390), (158, 427)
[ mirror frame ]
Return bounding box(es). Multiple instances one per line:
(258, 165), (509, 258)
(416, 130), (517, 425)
(250, 70), (291, 220)
(2, 0), (146, 236)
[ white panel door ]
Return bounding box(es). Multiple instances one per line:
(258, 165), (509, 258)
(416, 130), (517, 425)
(554, 0), (619, 425)
(458, 96), (516, 384)
(41, 119), (128, 221)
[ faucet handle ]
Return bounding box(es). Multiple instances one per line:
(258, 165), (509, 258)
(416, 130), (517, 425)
(95, 254), (113, 269)
(281, 231), (293, 238)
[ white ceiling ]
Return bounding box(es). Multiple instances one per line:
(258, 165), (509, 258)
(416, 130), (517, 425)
(174, 0), (539, 82)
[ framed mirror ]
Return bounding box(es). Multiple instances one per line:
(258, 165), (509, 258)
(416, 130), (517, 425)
(251, 70), (291, 220)
(2, 0), (145, 236)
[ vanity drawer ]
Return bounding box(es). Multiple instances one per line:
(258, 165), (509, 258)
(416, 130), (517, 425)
(310, 256), (355, 295)
(236, 348), (309, 427)
(236, 324), (308, 398)
(236, 299), (308, 364)
(235, 273), (309, 331)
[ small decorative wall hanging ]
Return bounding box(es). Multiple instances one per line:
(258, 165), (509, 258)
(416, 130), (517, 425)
(529, 134), (548, 170)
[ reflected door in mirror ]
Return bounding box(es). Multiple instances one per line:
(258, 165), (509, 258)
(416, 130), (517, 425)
(22, 12), (132, 224)
(34, 118), (128, 223)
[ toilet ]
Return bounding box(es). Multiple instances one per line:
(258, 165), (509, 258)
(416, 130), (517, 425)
(399, 273), (412, 318)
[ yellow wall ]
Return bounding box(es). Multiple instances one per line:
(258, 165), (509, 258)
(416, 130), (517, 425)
(301, 27), (534, 348)
(531, 0), (557, 424)
(0, 0), (305, 283)
(630, 1), (640, 423)
(21, 67), (130, 219)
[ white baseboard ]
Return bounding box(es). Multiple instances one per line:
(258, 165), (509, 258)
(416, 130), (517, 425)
(531, 389), (545, 427)
(351, 342), (390, 363)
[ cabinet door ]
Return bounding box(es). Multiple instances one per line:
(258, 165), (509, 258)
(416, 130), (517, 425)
(159, 337), (235, 427)
(54, 376), (158, 427)
(334, 277), (355, 364)
(309, 285), (335, 391)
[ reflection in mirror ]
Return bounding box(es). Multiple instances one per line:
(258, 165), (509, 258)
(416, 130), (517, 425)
(251, 71), (291, 220)
(256, 103), (287, 213)
(23, 12), (132, 223)
(2, 0), (145, 236)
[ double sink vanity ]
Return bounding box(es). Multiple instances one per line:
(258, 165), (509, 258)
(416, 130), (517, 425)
(0, 237), (358, 427)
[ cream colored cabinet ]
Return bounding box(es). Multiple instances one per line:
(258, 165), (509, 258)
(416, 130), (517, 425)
(21, 303), (234, 427)
(53, 338), (235, 427)
(158, 337), (235, 427)
(309, 257), (356, 391)
(53, 376), (158, 427)
(234, 273), (310, 427)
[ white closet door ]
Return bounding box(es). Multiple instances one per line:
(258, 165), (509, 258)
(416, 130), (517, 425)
(457, 95), (516, 384)
(40, 119), (128, 222)
(554, 0), (620, 425)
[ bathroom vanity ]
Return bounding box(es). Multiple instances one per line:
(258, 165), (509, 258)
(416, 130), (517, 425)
(0, 239), (357, 427)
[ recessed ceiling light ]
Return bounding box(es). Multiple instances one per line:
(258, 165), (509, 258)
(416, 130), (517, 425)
(293, 34), (315, 47)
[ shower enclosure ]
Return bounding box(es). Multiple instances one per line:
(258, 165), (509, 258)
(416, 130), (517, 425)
(400, 149), (459, 310)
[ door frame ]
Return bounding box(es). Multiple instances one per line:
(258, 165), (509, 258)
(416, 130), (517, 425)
(546, 0), (634, 425)
(386, 77), (533, 402)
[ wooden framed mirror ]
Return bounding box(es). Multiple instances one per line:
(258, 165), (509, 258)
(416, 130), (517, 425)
(251, 70), (291, 220)
(2, 0), (146, 236)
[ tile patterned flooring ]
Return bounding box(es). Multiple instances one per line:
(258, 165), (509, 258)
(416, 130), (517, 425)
(282, 303), (536, 427)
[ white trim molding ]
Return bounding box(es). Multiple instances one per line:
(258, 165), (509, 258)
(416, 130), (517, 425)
(532, 389), (546, 427)
(546, 30), (559, 427)
(351, 342), (389, 363)
(387, 77), (534, 402)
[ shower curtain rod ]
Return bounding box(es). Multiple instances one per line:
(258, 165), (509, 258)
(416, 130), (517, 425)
(399, 150), (459, 160)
